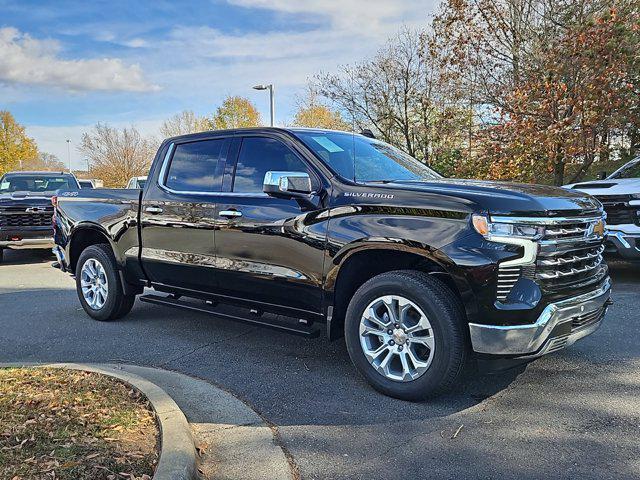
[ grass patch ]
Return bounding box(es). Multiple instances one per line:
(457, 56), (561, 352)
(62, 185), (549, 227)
(0, 367), (159, 480)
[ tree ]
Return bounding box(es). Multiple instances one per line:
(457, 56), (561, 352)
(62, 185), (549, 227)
(292, 87), (350, 130)
(0, 111), (38, 175)
(208, 96), (261, 130)
(78, 123), (156, 187)
(316, 28), (471, 172)
(432, 0), (640, 184)
(19, 152), (67, 172)
(159, 110), (209, 138)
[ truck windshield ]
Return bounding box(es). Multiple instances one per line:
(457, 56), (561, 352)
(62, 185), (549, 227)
(0, 174), (77, 193)
(609, 158), (640, 179)
(294, 131), (441, 183)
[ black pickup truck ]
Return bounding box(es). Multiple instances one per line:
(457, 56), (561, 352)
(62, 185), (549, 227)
(53, 128), (611, 399)
(0, 171), (79, 263)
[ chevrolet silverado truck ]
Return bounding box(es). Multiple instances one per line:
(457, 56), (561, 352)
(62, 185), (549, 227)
(52, 128), (611, 400)
(0, 171), (79, 263)
(565, 156), (640, 260)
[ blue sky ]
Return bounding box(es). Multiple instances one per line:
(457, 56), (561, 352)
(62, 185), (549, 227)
(1, 0), (436, 169)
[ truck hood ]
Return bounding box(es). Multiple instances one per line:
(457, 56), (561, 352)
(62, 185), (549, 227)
(367, 179), (602, 216)
(0, 191), (54, 209)
(564, 178), (640, 196)
(0, 191), (55, 201)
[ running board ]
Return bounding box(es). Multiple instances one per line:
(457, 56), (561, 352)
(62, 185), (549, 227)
(139, 294), (320, 338)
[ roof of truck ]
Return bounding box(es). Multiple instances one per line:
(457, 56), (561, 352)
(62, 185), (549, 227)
(2, 171), (72, 176)
(163, 127), (360, 144)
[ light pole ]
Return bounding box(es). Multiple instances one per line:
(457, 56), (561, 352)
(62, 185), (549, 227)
(66, 139), (71, 172)
(253, 84), (275, 126)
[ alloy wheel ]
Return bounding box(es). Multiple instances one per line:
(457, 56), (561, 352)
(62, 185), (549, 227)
(80, 258), (109, 310)
(359, 295), (435, 382)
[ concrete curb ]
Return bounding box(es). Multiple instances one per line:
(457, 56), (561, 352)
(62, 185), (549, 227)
(0, 362), (198, 480)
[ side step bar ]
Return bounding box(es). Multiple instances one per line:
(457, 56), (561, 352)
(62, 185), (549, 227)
(139, 294), (320, 338)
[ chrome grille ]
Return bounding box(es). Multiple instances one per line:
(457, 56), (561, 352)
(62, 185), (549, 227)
(595, 194), (638, 226)
(536, 218), (607, 293)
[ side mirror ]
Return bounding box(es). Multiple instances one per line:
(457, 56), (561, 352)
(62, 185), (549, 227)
(597, 171), (607, 180)
(263, 171), (313, 196)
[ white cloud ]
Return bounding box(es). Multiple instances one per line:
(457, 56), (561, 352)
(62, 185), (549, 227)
(0, 27), (159, 92)
(227, 0), (431, 35)
(122, 38), (148, 49)
(139, 0), (436, 124)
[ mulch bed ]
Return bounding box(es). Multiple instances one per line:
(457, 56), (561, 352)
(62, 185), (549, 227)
(0, 367), (159, 480)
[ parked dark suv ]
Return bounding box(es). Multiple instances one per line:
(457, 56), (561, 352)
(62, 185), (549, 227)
(0, 171), (79, 263)
(52, 128), (611, 399)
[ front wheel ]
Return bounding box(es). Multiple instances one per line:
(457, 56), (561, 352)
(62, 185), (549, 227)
(76, 244), (136, 321)
(344, 270), (467, 401)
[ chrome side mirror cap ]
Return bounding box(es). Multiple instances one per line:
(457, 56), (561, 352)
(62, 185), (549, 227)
(263, 171), (313, 196)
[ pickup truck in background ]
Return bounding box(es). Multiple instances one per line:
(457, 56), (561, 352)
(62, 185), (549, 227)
(126, 176), (147, 189)
(565, 157), (640, 261)
(52, 128), (611, 399)
(0, 171), (79, 263)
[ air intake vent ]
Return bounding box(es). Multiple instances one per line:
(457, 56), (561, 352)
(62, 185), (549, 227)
(496, 265), (521, 301)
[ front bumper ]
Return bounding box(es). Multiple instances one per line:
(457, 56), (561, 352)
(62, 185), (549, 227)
(606, 229), (640, 260)
(468, 278), (611, 358)
(0, 237), (55, 249)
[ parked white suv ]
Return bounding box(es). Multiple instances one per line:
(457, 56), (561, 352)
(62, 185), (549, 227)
(565, 157), (640, 260)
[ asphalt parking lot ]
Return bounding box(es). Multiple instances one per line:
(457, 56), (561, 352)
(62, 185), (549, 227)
(1, 249), (639, 480)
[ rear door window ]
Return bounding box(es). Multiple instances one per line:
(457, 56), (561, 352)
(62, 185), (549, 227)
(165, 139), (228, 193)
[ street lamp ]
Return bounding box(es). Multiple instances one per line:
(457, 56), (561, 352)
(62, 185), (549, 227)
(66, 139), (71, 172)
(253, 83), (275, 127)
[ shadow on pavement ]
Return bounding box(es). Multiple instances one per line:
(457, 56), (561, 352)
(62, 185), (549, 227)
(1, 248), (54, 266)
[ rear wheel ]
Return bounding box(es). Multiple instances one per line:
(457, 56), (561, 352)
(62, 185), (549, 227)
(344, 270), (467, 400)
(76, 244), (136, 321)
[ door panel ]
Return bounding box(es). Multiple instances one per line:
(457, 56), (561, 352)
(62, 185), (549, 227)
(214, 136), (327, 316)
(140, 138), (229, 293)
(214, 195), (327, 315)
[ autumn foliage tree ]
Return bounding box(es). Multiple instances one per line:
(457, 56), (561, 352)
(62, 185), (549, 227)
(78, 124), (156, 187)
(0, 111), (38, 175)
(19, 152), (67, 172)
(159, 110), (209, 138)
(208, 96), (261, 130)
(433, 0), (640, 184)
(292, 87), (350, 130)
(316, 28), (473, 174)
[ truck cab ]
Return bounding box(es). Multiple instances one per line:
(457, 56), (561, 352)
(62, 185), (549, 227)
(52, 128), (611, 400)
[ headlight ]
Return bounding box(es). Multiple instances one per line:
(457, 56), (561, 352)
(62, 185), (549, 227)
(472, 214), (543, 239)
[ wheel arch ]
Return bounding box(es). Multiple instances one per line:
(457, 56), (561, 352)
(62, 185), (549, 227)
(324, 242), (476, 340)
(68, 223), (116, 274)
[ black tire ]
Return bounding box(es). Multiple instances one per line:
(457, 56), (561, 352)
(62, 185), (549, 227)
(344, 270), (467, 401)
(75, 243), (136, 321)
(0, 248), (3, 264)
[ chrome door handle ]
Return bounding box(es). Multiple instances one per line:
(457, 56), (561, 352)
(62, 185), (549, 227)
(145, 206), (163, 214)
(219, 210), (242, 218)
